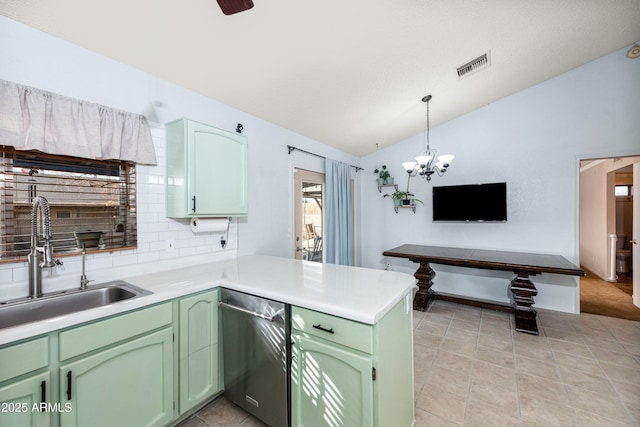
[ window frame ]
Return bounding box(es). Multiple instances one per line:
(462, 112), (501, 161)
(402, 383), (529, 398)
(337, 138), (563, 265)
(0, 146), (137, 263)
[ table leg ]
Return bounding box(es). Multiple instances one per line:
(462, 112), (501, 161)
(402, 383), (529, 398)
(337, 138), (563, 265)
(510, 273), (539, 335)
(412, 261), (435, 311)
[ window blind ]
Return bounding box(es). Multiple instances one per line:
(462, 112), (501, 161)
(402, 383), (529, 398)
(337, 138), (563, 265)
(0, 147), (137, 261)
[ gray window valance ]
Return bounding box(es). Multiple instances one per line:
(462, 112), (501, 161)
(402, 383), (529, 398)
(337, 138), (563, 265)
(0, 79), (157, 165)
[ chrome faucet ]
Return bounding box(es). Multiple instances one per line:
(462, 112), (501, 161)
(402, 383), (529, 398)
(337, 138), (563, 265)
(79, 246), (93, 290)
(28, 196), (62, 298)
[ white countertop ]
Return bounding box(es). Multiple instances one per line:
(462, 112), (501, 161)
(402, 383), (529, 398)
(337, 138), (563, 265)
(0, 255), (416, 346)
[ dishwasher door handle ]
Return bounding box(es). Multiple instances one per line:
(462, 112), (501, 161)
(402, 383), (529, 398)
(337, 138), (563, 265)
(219, 300), (279, 322)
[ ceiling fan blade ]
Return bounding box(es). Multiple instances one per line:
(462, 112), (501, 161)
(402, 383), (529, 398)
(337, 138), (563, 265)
(216, 0), (254, 15)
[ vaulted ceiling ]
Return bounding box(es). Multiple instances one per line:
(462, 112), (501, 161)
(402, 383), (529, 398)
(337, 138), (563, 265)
(2, 0), (639, 156)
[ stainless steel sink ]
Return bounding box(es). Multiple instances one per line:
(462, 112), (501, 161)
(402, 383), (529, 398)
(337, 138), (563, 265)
(0, 281), (152, 330)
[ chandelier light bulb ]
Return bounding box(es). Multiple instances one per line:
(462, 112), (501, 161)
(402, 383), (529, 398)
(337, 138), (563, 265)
(415, 155), (431, 166)
(437, 154), (455, 165)
(402, 161), (417, 172)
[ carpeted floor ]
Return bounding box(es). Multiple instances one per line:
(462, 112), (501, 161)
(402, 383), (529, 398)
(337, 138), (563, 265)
(612, 272), (633, 296)
(580, 267), (640, 321)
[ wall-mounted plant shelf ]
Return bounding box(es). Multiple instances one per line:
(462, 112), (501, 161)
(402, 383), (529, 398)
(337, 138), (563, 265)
(378, 183), (398, 193)
(394, 202), (416, 214)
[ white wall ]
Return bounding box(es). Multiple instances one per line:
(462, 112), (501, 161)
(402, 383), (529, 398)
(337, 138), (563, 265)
(360, 48), (640, 313)
(0, 16), (360, 298)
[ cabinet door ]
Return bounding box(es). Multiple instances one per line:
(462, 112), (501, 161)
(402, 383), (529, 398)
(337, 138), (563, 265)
(59, 328), (173, 427)
(291, 333), (374, 427)
(0, 372), (50, 427)
(188, 121), (248, 216)
(178, 289), (220, 414)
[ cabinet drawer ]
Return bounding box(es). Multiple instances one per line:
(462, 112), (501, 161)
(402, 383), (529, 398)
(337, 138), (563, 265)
(59, 302), (172, 360)
(0, 337), (48, 383)
(291, 306), (373, 354)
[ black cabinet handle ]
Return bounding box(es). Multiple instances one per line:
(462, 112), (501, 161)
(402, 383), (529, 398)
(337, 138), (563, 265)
(192, 196), (196, 212)
(312, 324), (334, 334)
(40, 380), (46, 404)
(66, 371), (72, 400)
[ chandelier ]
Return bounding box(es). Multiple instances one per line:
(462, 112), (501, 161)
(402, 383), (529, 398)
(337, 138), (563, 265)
(402, 95), (454, 181)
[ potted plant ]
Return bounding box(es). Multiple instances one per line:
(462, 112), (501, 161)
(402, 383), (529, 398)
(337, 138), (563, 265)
(384, 190), (423, 207)
(383, 170), (423, 208)
(374, 165), (394, 185)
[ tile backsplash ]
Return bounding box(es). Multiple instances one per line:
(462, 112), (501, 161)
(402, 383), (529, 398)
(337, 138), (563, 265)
(0, 122), (238, 299)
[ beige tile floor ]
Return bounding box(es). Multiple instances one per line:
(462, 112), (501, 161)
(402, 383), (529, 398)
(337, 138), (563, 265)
(179, 300), (640, 426)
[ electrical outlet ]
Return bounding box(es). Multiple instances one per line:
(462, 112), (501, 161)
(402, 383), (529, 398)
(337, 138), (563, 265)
(166, 239), (175, 251)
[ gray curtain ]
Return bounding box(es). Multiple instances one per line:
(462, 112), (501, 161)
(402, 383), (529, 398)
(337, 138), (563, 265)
(325, 159), (353, 265)
(0, 79), (157, 165)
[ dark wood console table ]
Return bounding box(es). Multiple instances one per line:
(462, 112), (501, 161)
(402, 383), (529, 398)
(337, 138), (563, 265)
(383, 244), (585, 335)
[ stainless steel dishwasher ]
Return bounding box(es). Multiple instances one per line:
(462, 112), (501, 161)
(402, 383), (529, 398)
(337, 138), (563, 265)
(219, 289), (290, 427)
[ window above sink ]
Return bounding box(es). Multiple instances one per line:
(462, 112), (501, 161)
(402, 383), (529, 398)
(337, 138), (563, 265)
(0, 147), (138, 262)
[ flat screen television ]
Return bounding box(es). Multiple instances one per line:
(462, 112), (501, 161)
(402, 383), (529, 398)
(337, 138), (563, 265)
(432, 182), (507, 222)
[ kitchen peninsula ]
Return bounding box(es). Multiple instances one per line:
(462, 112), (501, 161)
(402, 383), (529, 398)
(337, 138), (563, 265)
(0, 255), (416, 427)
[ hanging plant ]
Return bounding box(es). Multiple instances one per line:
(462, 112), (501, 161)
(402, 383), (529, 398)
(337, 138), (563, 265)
(373, 165), (393, 185)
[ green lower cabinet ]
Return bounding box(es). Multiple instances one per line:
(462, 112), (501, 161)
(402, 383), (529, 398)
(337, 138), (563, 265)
(1, 289), (413, 427)
(59, 328), (174, 427)
(0, 336), (50, 427)
(291, 333), (374, 427)
(291, 293), (415, 427)
(178, 289), (220, 414)
(0, 372), (50, 427)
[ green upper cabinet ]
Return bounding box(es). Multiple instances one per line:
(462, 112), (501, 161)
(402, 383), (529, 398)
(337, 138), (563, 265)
(166, 119), (248, 217)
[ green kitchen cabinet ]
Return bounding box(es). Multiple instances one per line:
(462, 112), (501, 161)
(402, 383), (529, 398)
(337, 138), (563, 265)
(0, 371), (50, 427)
(58, 302), (174, 427)
(166, 118), (248, 218)
(59, 328), (173, 427)
(0, 336), (50, 427)
(178, 289), (221, 414)
(291, 332), (374, 427)
(291, 292), (415, 427)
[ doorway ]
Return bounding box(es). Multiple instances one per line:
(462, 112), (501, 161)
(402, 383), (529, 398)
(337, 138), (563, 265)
(294, 169), (324, 262)
(579, 155), (640, 320)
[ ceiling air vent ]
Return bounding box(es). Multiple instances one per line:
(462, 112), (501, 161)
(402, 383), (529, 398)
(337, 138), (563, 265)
(457, 52), (490, 79)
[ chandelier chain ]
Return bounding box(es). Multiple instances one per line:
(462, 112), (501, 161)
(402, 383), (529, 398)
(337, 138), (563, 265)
(425, 97), (430, 152)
